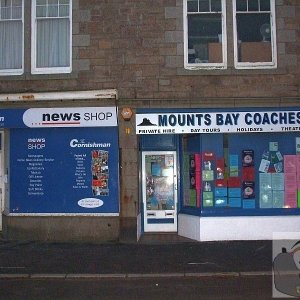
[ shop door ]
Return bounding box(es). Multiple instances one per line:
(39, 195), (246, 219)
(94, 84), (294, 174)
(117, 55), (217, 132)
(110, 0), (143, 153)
(142, 151), (177, 232)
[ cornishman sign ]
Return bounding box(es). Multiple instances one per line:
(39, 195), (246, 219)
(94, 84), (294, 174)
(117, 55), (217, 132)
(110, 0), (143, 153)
(136, 110), (300, 134)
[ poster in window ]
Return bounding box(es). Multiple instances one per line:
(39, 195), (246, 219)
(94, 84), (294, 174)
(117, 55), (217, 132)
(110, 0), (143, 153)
(242, 150), (254, 167)
(242, 181), (255, 199)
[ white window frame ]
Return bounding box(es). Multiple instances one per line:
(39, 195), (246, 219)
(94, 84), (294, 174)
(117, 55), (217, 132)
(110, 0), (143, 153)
(183, 0), (227, 70)
(0, 0), (24, 76)
(233, 0), (277, 69)
(31, 0), (72, 75)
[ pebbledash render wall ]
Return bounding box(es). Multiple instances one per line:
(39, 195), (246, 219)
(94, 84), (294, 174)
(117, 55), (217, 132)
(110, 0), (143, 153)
(0, 0), (299, 241)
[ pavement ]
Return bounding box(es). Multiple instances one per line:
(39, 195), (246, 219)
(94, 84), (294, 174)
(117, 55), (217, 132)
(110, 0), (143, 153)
(0, 234), (273, 279)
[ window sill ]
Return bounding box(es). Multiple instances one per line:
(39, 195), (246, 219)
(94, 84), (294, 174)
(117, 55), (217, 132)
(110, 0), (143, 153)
(184, 64), (227, 71)
(31, 67), (72, 75)
(0, 70), (24, 77)
(178, 66), (285, 76)
(234, 63), (277, 70)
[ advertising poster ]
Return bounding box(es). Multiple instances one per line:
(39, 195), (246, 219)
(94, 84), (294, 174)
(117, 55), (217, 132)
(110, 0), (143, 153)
(10, 127), (119, 214)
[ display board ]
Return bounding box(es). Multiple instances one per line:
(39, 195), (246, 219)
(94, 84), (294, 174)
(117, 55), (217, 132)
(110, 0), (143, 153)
(10, 127), (119, 214)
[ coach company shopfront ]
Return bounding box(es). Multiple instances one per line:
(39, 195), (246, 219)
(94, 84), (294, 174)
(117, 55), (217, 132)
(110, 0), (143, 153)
(0, 105), (120, 241)
(136, 107), (300, 241)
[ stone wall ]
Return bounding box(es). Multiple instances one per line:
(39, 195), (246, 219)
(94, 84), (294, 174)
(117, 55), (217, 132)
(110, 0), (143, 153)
(0, 0), (299, 222)
(0, 0), (298, 99)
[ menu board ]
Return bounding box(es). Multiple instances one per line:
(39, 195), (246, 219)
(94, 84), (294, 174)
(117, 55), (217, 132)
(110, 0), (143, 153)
(10, 127), (119, 213)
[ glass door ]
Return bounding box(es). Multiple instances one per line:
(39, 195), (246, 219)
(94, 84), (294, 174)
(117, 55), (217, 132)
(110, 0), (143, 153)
(142, 151), (177, 232)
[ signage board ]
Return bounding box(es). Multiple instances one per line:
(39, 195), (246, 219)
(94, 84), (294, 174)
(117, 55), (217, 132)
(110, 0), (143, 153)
(136, 110), (300, 134)
(0, 107), (117, 128)
(10, 127), (119, 214)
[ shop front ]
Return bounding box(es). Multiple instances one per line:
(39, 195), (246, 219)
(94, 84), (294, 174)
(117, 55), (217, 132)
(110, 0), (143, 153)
(0, 106), (120, 242)
(136, 107), (300, 241)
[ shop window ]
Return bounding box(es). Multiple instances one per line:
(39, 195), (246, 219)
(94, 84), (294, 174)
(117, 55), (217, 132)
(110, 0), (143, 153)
(184, 0), (227, 69)
(181, 132), (300, 215)
(182, 135), (201, 208)
(233, 0), (277, 69)
(0, 0), (24, 75)
(31, 0), (72, 74)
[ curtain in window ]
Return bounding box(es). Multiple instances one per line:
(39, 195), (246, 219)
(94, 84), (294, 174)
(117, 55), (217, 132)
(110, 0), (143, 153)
(0, 21), (22, 70)
(36, 18), (70, 68)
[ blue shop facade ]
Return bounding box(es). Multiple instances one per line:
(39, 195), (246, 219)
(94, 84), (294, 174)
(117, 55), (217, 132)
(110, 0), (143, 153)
(0, 106), (120, 241)
(136, 107), (300, 241)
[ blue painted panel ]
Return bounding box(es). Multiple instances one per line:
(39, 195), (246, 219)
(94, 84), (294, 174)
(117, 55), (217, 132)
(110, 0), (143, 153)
(140, 134), (177, 150)
(200, 134), (224, 158)
(10, 127), (119, 213)
(215, 187), (228, 197)
(186, 134), (200, 152)
(0, 109), (25, 128)
(243, 199), (256, 209)
(228, 188), (241, 198)
(229, 198), (242, 207)
(147, 218), (174, 224)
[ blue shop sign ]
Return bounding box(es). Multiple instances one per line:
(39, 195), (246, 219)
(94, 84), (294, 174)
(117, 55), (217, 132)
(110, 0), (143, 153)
(6, 107), (119, 214)
(0, 107), (117, 128)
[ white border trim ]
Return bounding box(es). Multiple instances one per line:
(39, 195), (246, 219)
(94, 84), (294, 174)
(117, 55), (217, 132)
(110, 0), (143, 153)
(233, 0), (277, 69)
(178, 214), (300, 241)
(31, 0), (72, 74)
(183, 0), (227, 70)
(0, 0), (24, 76)
(8, 213), (119, 216)
(0, 89), (118, 101)
(142, 151), (178, 232)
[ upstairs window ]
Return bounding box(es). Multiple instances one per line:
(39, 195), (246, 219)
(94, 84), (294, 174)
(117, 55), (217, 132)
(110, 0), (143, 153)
(184, 0), (227, 69)
(233, 0), (277, 69)
(0, 0), (23, 75)
(32, 0), (72, 74)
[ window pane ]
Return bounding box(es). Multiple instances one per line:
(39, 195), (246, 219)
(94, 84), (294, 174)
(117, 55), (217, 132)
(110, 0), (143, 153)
(36, 0), (47, 4)
(211, 0), (221, 12)
(48, 4), (58, 17)
(1, 7), (11, 19)
(48, 0), (58, 4)
(60, 0), (69, 4)
(12, 0), (22, 6)
(0, 20), (22, 69)
(237, 13), (270, 42)
(188, 14), (222, 63)
(36, 18), (70, 68)
(187, 0), (198, 12)
(36, 6), (47, 17)
(236, 0), (247, 11)
(260, 0), (270, 11)
(199, 0), (209, 12)
(59, 4), (69, 17)
(248, 0), (259, 11)
(11, 6), (22, 19)
(1, 0), (11, 7)
(237, 14), (272, 62)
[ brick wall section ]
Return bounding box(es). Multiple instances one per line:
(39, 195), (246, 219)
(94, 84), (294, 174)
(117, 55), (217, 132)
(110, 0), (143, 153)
(0, 0), (298, 99)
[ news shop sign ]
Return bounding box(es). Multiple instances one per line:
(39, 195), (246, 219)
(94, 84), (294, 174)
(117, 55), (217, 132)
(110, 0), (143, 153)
(0, 107), (118, 129)
(23, 107), (117, 128)
(136, 110), (300, 134)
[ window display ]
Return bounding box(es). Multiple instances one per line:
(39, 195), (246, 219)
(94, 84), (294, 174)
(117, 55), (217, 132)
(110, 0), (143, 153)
(182, 132), (300, 215)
